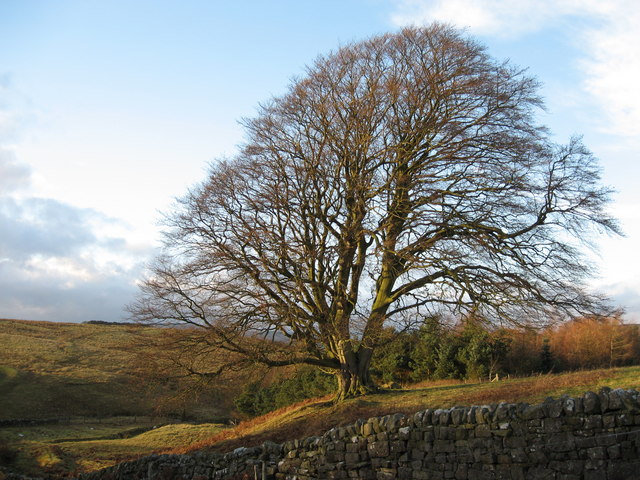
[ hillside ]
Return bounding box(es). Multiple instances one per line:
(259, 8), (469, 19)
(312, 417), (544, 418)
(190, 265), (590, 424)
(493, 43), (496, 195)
(1, 319), (151, 420)
(2, 318), (640, 478)
(172, 365), (640, 456)
(0, 318), (239, 421)
(0, 318), (236, 477)
(4, 366), (638, 478)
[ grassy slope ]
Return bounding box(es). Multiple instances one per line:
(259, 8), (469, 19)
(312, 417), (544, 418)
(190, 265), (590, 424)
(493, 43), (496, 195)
(2, 318), (640, 477)
(172, 366), (640, 456)
(0, 319), (231, 421)
(0, 319), (232, 477)
(0, 419), (227, 477)
(4, 367), (637, 477)
(0, 319), (157, 419)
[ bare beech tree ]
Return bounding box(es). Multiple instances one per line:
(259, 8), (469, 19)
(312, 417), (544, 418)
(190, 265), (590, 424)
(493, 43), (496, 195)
(129, 25), (620, 400)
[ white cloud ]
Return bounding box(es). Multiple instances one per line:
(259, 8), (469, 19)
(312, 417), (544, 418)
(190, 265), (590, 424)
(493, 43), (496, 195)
(390, 0), (640, 139)
(390, 0), (595, 36)
(23, 255), (96, 287)
(0, 78), (151, 322)
(0, 197), (96, 259)
(0, 196), (151, 321)
(0, 256), (143, 322)
(579, 5), (640, 137)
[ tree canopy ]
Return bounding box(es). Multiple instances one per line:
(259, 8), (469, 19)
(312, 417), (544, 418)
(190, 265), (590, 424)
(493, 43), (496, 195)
(130, 24), (620, 400)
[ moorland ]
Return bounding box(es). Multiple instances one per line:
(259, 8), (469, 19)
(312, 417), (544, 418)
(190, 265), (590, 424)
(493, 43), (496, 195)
(1, 318), (640, 478)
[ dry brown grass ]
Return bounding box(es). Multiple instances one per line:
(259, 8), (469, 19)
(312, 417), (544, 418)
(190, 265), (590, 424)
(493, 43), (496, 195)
(463, 370), (611, 405)
(170, 395), (334, 454)
(171, 367), (640, 456)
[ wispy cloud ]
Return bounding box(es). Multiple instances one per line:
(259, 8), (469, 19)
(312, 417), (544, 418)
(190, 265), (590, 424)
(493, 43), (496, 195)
(579, 4), (640, 138)
(390, 0), (640, 139)
(390, 0), (611, 36)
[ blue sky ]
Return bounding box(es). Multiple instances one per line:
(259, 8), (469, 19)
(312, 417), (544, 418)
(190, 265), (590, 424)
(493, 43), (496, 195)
(1, 0), (638, 322)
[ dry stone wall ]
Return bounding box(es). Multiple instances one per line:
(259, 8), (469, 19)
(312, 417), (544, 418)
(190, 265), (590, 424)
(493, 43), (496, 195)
(78, 387), (640, 480)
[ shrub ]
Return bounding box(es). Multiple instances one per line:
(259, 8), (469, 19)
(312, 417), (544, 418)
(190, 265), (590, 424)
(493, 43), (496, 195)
(234, 367), (336, 417)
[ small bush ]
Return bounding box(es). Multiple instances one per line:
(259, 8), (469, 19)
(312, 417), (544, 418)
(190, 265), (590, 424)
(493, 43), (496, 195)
(234, 367), (336, 417)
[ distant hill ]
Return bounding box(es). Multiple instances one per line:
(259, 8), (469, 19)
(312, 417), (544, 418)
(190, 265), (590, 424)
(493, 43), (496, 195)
(83, 320), (141, 326)
(0, 318), (235, 421)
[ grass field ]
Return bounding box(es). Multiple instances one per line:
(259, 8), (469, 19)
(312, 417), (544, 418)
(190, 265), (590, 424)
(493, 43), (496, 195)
(0, 319), (157, 420)
(0, 319), (235, 478)
(2, 318), (640, 478)
(0, 417), (227, 477)
(5, 368), (639, 478)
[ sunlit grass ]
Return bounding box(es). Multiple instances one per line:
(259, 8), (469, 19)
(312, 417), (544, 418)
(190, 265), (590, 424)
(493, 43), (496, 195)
(174, 366), (640, 456)
(0, 319), (236, 423)
(0, 319), (162, 421)
(3, 317), (640, 478)
(4, 367), (640, 477)
(57, 422), (226, 473)
(0, 418), (227, 477)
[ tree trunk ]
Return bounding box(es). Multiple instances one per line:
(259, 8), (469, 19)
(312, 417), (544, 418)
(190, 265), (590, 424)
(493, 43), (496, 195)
(334, 345), (376, 402)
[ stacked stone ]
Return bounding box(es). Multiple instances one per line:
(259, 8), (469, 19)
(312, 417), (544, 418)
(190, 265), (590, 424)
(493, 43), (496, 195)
(76, 442), (283, 480)
(275, 388), (640, 480)
(76, 387), (640, 479)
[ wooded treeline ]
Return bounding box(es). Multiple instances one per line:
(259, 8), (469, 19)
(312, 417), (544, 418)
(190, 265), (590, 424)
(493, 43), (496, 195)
(371, 316), (640, 384)
(233, 316), (640, 416)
